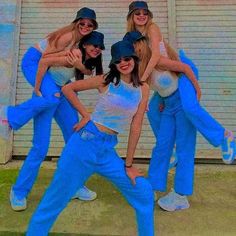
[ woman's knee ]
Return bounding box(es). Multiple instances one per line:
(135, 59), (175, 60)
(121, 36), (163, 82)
(45, 93), (61, 107)
(30, 143), (49, 160)
(135, 177), (154, 204)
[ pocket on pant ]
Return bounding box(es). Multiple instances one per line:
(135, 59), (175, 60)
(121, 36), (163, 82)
(80, 130), (96, 141)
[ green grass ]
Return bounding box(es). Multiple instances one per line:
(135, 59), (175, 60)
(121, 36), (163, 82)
(1, 166), (236, 235)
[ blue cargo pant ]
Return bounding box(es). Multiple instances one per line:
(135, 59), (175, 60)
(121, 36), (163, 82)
(147, 50), (224, 147)
(9, 47), (79, 199)
(148, 90), (196, 195)
(27, 121), (154, 236)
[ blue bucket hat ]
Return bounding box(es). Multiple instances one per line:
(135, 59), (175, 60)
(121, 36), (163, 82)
(83, 31), (105, 50)
(123, 31), (145, 44)
(109, 40), (138, 68)
(127, 1), (153, 19)
(73, 7), (98, 29)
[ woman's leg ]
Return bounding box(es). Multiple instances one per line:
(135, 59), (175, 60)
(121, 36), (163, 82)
(27, 131), (95, 236)
(178, 50), (225, 147)
(148, 112), (175, 192)
(157, 108), (197, 212)
(147, 92), (177, 168)
(174, 109), (197, 196)
(11, 106), (57, 202)
(97, 148), (154, 236)
(178, 75), (225, 147)
(54, 95), (97, 201)
(146, 92), (162, 139)
(7, 47), (61, 130)
(54, 94), (79, 142)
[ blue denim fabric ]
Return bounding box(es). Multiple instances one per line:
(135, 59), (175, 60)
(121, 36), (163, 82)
(12, 95), (79, 199)
(27, 121), (154, 236)
(148, 90), (196, 195)
(146, 92), (162, 139)
(178, 50), (224, 146)
(147, 50), (225, 147)
(10, 47), (79, 199)
(8, 47), (61, 130)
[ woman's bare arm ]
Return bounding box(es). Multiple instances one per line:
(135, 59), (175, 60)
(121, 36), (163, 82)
(141, 24), (162, 82)
(62, 75), (105, 115)
(125, 83), (150, 185)
(42, 32), (74, 56)
(62, 75), (105, 131)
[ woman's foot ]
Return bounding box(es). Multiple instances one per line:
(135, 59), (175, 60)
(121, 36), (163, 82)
(10, 188), (27, 211)
(221, 130), (236, 164)
(72, 186), (97, 201)
(157, 189), (190, 212)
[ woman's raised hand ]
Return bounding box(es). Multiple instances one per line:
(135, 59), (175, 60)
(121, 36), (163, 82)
(66, 49), (83, 68)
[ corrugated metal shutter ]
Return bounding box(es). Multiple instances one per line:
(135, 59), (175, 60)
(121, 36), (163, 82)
(176, 0), (236, 158)
(14, 0), (168, 158)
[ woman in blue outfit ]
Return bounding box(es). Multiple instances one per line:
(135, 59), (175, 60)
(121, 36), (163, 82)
(126, 1), (236, 211)
(123, 31), (198, 211)
(26, 40), (154, 236)
(0, 9), (104, 211)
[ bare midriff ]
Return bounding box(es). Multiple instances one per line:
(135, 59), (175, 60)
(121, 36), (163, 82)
(94, 122), (118, 135)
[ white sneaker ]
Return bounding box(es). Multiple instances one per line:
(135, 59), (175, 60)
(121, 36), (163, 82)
(72, 186), (97, 201)
(158, 189), (190, 212)
(10, 188), (27, 211)
(221, 130), (236, 164)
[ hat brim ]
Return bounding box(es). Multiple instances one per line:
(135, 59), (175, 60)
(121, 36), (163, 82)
(83, 42), (105, 50)
(136, 35), (146, 41)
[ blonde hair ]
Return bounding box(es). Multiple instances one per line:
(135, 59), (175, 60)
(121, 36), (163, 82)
(134, 39), (151, 78)
(127, 12), (153, 35)
(127, 13), (180, 76)
(134, 38), (180, 78)
(47, 22), (78, 48)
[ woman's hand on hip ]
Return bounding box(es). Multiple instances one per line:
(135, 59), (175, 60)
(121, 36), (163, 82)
(73, 115), (91, 132)
(125, 166), (144, 185)
(34, 88), (42, 97)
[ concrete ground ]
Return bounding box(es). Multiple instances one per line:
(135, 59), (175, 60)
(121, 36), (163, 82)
(0, 161), (236, 236)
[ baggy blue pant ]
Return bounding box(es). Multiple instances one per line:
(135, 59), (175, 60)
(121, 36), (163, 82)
(148, 90), (196, 195)
(27, 121), (154, 236)
(8, 47), (61, 130)
(147, 50), (224, 147)
(9, 47), (79, 199)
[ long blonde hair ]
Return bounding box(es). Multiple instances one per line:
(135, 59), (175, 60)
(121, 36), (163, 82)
(47, 22), (79, 48)
(127, 11), (179, 60)
(127, 12), (153, 35)
(134, 38), (180, 78)
(134, 39), (151, 78)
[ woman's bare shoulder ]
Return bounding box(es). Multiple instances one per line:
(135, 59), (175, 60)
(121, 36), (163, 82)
(147, 23), (161, 37)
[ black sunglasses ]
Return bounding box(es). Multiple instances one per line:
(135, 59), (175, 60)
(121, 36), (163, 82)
(114, 57), (132, 65)
(134, 10), (149, 16)
(92, 44), (102, 49)
(78, 22), (94, 28)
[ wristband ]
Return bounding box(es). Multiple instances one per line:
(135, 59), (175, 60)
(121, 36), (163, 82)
(124, 163), (132, 168)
